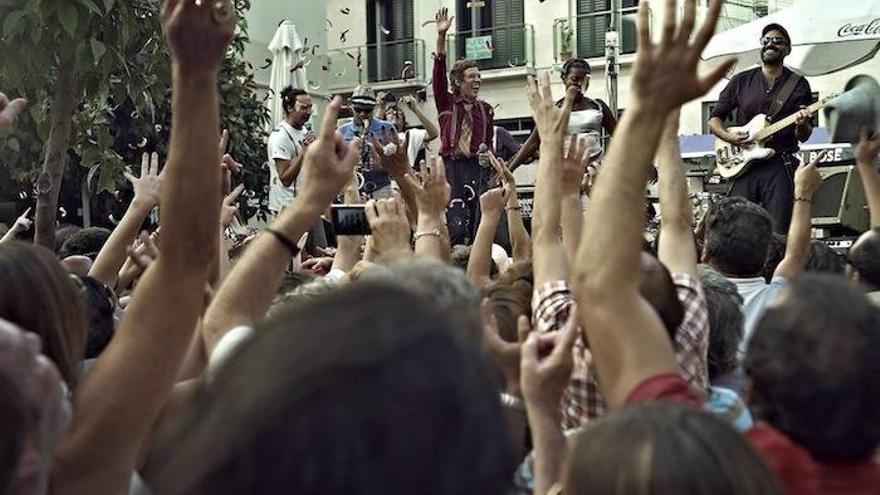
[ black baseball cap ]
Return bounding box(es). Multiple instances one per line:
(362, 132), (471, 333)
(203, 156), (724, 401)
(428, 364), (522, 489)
(762, 23), (791, 44)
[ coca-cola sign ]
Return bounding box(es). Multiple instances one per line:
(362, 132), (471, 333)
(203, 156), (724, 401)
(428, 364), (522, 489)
(838, 18), (880, 37)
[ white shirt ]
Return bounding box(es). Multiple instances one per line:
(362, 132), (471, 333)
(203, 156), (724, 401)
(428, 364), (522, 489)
(730, 275), (789, 356)
(267, 121), (306, 213)
(399, 128), (428, 168)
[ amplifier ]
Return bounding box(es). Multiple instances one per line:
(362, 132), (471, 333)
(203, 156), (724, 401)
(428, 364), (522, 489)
(813, 166), (869, 233)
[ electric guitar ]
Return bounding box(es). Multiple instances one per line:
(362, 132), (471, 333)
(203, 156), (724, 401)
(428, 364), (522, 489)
(714, 94), (837, 179)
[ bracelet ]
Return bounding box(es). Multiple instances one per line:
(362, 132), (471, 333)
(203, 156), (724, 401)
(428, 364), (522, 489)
(265, 227), (301, 257)
(499, 392), (525, 411)
(795, 196), (812, 204)
(413, 229), (442, 241)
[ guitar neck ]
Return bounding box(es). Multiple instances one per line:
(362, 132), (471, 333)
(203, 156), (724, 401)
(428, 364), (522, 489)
(754, 98), (827, 142)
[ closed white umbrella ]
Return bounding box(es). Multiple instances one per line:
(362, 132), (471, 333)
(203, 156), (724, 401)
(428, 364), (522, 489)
(702, 0), (880, 76)
(267, 20), (307, 129)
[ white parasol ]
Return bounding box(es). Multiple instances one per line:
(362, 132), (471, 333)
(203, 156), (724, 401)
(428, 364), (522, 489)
(267, 20), (307, 128)
(702, 0), (880, 76)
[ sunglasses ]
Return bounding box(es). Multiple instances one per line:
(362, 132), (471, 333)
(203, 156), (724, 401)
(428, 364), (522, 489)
(761, 36), (788, 46)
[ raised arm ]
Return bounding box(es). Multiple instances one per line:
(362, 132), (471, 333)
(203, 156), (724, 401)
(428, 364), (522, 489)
(402, 96), (439, 142)
(89, 153), (162, 287)
(773, 153), (822, 280)
(431, 9), (453, 113)
(571, 0), (733, 408)
(527, 74), (576, 286)
(656, 110), (697, 276)
(402, 156), (450, 262)
(467, 187), (505, 286)
(51, 2), (236, 493)
(201, 97), (360, 356)
(855, 127), (880, 227)
(490, 152), (531, 261)
(506, 128), (540, 173)
(0, 208), (32, 244)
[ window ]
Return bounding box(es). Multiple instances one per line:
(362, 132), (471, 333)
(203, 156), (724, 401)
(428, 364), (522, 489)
(575, 0), (639, 59)
(366, 0), (415, 83)
(452, 0), (528, 70)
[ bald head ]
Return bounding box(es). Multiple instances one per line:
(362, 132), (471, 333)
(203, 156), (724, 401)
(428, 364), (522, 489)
(847, 228), (880, 291)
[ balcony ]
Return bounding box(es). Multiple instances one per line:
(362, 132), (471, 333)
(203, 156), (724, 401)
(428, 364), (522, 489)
(445, 24), (535, 76)
(324, 38), (428, 92)
(552, 8), (639, 63)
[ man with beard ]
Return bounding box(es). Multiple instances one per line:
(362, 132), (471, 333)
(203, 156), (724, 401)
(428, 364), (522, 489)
(431, 7), (496, 245)
(708, 24), (813, 233)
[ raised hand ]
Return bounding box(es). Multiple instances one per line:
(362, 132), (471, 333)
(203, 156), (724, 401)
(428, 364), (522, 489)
(125, 152), (163, 209)
(488, 151), (516, 194)
(561, 135), (589, 196)
(479, 187), (506, 217)
(298, 96), (363, 208)
(365, 197), (412, 260)
(0, 93), (27, 132)
(482, 301), (528, 397)
(161, 0), (236, 75)
(520, 309), (579, 411)
(433, 7), (454, 33)
(11, 207), (32, 234)
(369, 129), (411, 178)
(856, 126), (880, 165)
(526, 72), (576, 148)
(794, 152), (824, 199)
(630, 0), (735, 113)
(220, 183), (244, 227)
(402, 156), (451, 217)
(400, 95), (418, 110)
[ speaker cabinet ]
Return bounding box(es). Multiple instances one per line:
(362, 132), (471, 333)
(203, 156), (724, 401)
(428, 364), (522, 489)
(813, 166), (869, 232)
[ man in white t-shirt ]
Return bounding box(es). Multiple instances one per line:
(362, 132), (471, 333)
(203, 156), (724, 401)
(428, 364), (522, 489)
(383, 95), (438, 169)
(702, 158), (820, 358)
(267, 87), (314, 214)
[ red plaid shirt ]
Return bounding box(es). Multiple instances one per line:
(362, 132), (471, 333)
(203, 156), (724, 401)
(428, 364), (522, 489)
(532, 273), (709, 429)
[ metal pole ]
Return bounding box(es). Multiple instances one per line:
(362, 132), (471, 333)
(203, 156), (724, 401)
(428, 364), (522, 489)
(606, 0), (621, 120)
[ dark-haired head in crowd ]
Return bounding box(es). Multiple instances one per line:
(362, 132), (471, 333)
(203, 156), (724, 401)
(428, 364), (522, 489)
(846, 227), (880, 301)
(805, 239), (845, 274)
(746, 275), (880, 484)
(0, 242), (86, 389)
(58, 227), (111, 260)
(566, 403), (780, 494)
(149, 282), (514, 494)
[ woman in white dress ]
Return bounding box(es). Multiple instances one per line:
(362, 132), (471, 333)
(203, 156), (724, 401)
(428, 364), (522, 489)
(506, 58), (617, 172)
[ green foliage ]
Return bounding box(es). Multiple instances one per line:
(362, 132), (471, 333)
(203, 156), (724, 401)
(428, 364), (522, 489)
(0, 0), (270, 222)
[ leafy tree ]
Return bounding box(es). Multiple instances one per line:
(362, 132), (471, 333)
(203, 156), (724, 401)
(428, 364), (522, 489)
(0, 0), (269, 247)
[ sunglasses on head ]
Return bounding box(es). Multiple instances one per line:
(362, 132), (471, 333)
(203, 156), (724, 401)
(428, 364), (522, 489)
(761, 36), (788, 46)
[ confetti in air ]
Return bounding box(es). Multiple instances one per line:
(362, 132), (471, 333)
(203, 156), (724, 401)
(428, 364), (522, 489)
(341, 7), (350, 14)
(380, 25), (391, 36)
(259, 58), (272, 69)
(340, 29), (350, 43)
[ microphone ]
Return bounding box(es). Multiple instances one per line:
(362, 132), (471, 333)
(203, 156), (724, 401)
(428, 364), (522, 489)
(478, 143), (489, 168)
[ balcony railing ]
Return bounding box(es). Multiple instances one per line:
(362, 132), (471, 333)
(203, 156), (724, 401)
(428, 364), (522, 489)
(324, 38), (427, 91)
(552, 8), (638, 62)
(445, 24), (535, 71)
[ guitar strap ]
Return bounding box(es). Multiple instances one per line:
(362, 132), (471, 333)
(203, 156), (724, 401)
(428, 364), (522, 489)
(766, 72), (802, 123)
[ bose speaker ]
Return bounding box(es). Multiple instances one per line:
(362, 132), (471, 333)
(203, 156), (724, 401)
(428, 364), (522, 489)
(813, 165), (869, 232)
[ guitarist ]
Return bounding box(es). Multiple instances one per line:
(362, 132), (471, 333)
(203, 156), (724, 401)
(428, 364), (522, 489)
(708, 23), (813, 233)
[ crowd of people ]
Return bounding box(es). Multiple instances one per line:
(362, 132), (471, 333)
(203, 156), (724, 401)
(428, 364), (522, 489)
(0, 0), (879, 493)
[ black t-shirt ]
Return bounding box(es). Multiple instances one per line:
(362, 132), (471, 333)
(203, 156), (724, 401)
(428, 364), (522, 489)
(710, 66), (812, 153)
